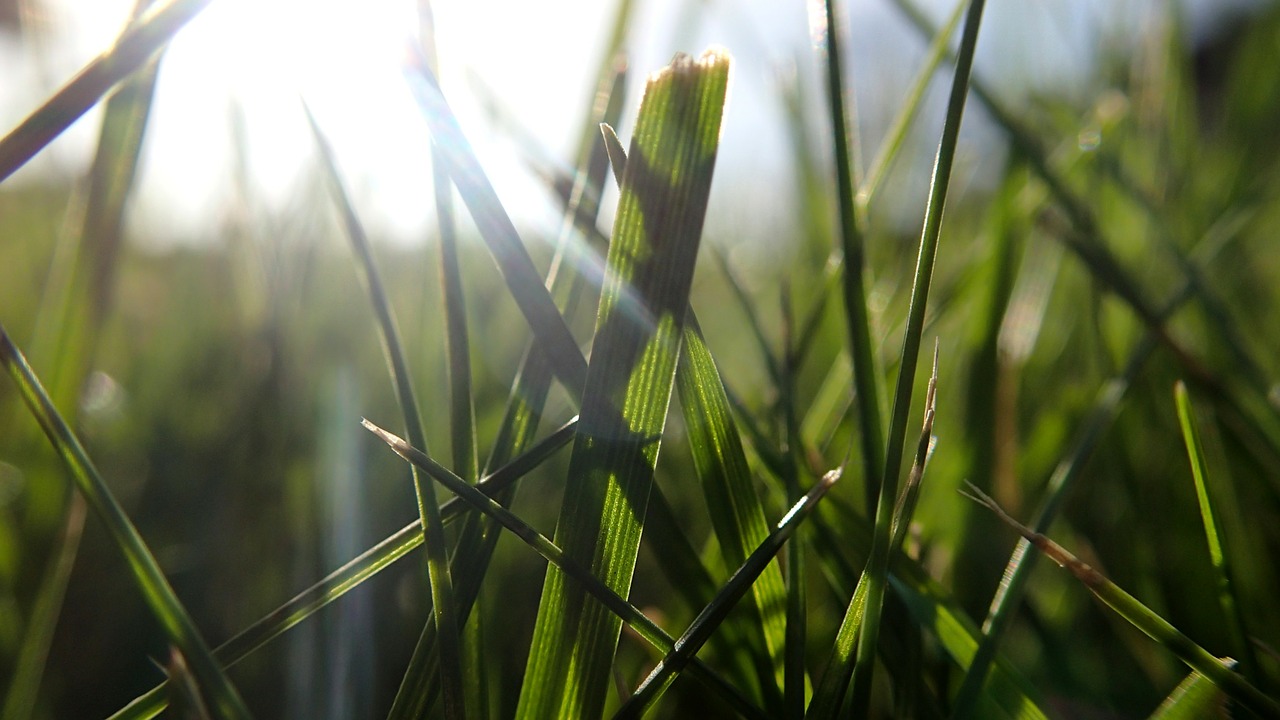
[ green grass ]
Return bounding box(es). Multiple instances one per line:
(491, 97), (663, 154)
(3, 0), (1280, 718)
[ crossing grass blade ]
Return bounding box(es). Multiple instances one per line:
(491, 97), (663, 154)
(616, 469), (840, 718)
(846, 0), (988, 714)
(304, 108), (465, 718)
(516, 49), (731, 719)
(1173, 381), (1258, 681)
(403, 48), (589, 398)
(0, 328), (250, 719)
(676, 315), (788, 710)
(105, 419), (577, 720)
(0, 0), (211, 182)
(960, 482), (1280, 719)
(362, 420), (771, 720)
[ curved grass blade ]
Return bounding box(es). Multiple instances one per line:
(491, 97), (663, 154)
(960, 482), (1280, 719)
(616, 469), (839, 718)
(304, 108), (464, 718)
(0, 328), (250, 719)
(106, 418), (577, 720)
(363, 420), (770, 720)
(847, 0), (989, 714)
(403, 48), (589, 398)
(1173, 381), (1258, 681)
(814, 0), (886, 514)
(807, 346), (937, 718)
(0, 0), (211, 182)
(516, 49), (731, 719)
(677, 315), (788, 711)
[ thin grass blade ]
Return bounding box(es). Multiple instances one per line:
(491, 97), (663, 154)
(304, 108), (464, 718)
(814, 0), (886, 514)
(363, 420), (770, 720)
(616, 469), (840, 717)
(0, 328), (249, 719)
(847, 0), (989, 714)
(517, 49), (731, 719)
(0, 0), (210, 182)
(1147, 666), (1231, 720)
(1173, 381), (1257, 680)
(403, 48), (589, 398)
(961, 483), (1280, 719)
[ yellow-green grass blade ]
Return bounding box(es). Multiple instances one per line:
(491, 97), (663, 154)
(961, 483), (1280, 719)
(1174, 381), (1258, 681)
(0, 0), (210, 182)
(403, 49), (589, 399)
(847, 0), (989, 714)
(806, 347), (936, 718)
(304, 109), (464, 718)
(106, 419), (577, 720)
(363, 421), (770, 720)
(616, 469), (840, 717)
(517, 49), (731, 719)
(3, 16), (162, 718)
(814, 0), (885, 514)
(0, 328), (249, 719)
(677, 315), (788, 710)
(1148, 666), (1231, 720)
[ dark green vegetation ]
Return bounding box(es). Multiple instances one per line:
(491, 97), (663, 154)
(3, 0), (1280, 718)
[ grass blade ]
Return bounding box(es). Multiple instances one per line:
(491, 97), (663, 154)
(677, 315), (788, 710)
(807, 347), (937, 718)
(815, 0), (885, 514)
(304, 108), (464, 718)
(403, 49), (589, 398)
(1173, 381), (1257, 680)
(616, 469), (840, 717)
(0, 0), (210, 182)
(1148, 666), (1231, 720)
(847, 0), (989, 714)
(362, 420), (770, 720)
(516, 49), (730, 719)
(961, 483), (1280, 719)
(0, 328), (249, 719)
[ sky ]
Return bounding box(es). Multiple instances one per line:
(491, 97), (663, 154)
(0, 0), (1268, 250)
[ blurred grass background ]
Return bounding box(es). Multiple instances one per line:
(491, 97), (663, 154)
(2, 0), (1280, 717)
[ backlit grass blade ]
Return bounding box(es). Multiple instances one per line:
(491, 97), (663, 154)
(677, 314), (788, 709)
(0, 328), (250, 719)
(4, 17), (162, 718)
(0, 0), (210, 182)
(304, 108), (464, 718)
(961, 483), (1280, 719)
(1174, 381), (1257, 680)
(362, 420), (770, 720)
(1148, 666), (1231, 720)
(403, 48), (589, 398)
(815, 0), (885, 513)
(807, 347), (936, 719)
(106, 419), (578, 720)
(517, 49), (730, 719)
(847, 0), (988, 714)
(616, 469), (840, 717)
